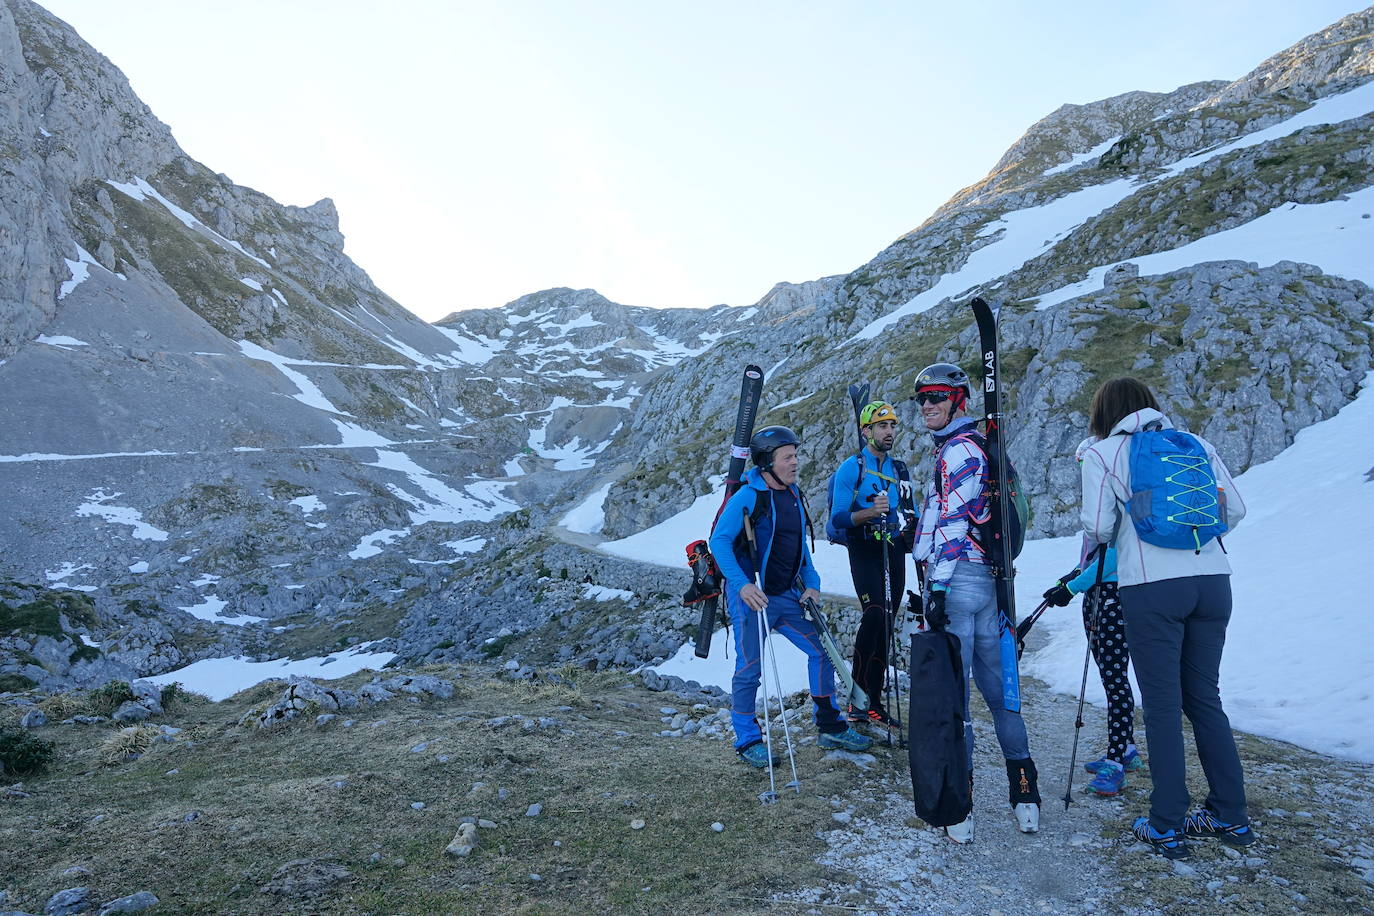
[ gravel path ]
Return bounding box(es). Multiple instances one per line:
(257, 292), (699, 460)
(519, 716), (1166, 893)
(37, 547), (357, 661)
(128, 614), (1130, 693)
(777, 678), (1374, 915)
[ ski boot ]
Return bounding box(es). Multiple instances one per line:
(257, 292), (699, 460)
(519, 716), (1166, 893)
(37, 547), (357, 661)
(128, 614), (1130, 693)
(1007, 757), (1041, 833)
(1085, 759), (1125, 796)
(1183, 809), (1257, 847)
(817, 726), (873, 752)
(1132, 816), (1192, 859)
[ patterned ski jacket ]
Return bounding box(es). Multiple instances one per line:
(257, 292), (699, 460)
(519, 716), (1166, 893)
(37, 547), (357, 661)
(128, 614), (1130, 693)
(912, 417), (990, 588)
(709, 467), (821, 596)
(1080, 408), (1247, 586)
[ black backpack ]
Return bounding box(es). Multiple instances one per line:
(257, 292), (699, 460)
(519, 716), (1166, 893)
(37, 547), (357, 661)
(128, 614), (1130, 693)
(907, 629), (972, 828)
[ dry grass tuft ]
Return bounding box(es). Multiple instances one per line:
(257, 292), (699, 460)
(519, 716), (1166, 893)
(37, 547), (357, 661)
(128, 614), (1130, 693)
(37, 691), (90, 720)
(98, 725), (160, 765)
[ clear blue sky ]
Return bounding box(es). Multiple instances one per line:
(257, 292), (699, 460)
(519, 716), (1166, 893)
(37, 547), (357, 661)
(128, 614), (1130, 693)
(39, 1), (1370, 321)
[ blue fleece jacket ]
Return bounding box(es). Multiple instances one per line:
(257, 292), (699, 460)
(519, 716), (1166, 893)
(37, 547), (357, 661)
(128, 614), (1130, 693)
(709, 467), (821, 595)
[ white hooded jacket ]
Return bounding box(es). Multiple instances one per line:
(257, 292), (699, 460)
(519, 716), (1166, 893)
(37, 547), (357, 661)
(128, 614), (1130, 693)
(1079, 408), (1247, 587)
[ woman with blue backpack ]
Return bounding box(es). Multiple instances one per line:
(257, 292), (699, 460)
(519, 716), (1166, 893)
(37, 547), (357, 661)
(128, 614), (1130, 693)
(1042, 439), (1144, 799)
(1078, 377), (1253, 860)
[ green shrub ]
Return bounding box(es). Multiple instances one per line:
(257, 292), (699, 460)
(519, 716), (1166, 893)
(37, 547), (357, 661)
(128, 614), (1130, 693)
(68, 644), (101, 665)
(159, 681), (208, 711)
(89, 679), (136, 717)
(0, 726), (56, 777)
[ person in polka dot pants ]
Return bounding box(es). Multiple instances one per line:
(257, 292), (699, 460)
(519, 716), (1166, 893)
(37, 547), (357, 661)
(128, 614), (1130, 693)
(1042, 437), (1144, 798)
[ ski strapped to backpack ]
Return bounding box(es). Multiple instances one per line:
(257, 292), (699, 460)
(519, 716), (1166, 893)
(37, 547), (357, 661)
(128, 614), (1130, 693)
(1127, 420), (1227, 553)
(970, 296), (1024, 714)
(685, 365), (764, 658)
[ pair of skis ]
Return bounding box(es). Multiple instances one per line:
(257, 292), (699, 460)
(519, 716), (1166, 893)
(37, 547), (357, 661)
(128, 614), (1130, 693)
(687, 365), (764, 659)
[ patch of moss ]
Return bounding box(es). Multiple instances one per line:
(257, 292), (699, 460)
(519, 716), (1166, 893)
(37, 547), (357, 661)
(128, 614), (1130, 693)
(0, 673), (37, 693)
(69, 644), (101, 666)
(0, 592), (97, 639)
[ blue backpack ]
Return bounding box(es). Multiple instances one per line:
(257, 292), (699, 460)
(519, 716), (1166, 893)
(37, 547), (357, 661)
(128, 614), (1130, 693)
(1126, 423), (1227, 552)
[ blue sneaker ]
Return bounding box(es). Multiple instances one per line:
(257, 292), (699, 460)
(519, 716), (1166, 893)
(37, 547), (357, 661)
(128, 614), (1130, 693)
(1086, 759), (1125, 796)
(737, 742), (779, 769)
(1132, 816), (1191, 860)
(1183, 808), (1257, 847)
(1084, 746), (1144, 775)
(817, 727), (873, 752)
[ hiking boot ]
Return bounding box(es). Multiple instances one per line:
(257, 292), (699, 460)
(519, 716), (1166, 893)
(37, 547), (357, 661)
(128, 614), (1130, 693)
(737, 742), (779, 769)
(1183, 808), (1257, 847)
(817, 726), (873, 752)
(1132, 816), (1192, 860)
(945, 815), (974, 844)
(1013, 803), (1040, 834)
(1085, 745), (1144, 775)
(1085, 759), (1125, 797)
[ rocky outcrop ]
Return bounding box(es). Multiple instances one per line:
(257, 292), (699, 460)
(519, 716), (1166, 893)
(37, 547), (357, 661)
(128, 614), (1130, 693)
(1205, 7), (1374, 105)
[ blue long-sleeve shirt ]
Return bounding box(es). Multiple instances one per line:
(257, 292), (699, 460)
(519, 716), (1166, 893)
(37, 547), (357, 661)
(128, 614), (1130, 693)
(829, 450), (902, 534)
(709, 467), (821, 596)
(1066, 546), (1118, 593)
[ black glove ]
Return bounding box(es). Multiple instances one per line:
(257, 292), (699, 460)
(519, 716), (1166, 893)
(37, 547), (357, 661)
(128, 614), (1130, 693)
(926, 590), (949, 631)
(1042, 583), (1074, 607)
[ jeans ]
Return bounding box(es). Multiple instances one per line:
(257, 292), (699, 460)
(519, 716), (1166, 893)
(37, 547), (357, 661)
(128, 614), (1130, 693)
(1120, 574), (1247, 832)
(943, 561), (1030, 767)
(727, 586), (846, 748)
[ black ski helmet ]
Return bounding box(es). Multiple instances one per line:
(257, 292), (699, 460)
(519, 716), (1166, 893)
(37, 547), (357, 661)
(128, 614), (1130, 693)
(917, 362), (972, 411)
(749, 425), (800, 469)
(914, 362), (971, 394)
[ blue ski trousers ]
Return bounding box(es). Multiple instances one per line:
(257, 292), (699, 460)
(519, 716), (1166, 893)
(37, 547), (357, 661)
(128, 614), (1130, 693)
(727, 586), (846, 749)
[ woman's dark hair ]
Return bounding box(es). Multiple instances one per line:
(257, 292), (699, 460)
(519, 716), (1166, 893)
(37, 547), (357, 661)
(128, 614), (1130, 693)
(1088, 377), (1160, 438)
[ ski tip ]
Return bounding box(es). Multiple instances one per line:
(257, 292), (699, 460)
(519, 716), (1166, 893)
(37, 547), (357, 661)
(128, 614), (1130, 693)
(744, 364), (763, 378)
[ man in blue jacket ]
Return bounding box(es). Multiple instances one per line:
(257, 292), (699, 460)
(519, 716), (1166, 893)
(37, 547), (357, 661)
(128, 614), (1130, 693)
(710, 425), (873, 767)
(828, 401), (912, 732)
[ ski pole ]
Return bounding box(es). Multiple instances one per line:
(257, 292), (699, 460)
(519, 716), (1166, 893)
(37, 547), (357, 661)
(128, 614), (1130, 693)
(1062, 544), (1108, 809)
(755, 604), (780, 804)
(764, 612), (801, 795)
(743, 506), (783, 804)
(879, 527), (903, 750)
(1015, 599), (1053, 660)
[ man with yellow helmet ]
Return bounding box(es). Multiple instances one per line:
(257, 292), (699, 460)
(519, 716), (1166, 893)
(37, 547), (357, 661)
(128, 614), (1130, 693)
(826, 399), (915, 733)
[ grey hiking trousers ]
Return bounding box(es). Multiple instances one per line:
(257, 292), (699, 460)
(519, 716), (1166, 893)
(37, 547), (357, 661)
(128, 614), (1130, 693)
(1119, 574), (1248, 832)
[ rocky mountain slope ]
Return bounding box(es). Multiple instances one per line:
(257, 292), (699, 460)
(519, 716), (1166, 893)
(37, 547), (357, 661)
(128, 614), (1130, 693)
(1, 0), (1372, 689)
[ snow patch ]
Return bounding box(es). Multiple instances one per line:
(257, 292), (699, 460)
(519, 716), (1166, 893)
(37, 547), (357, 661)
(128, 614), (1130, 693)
(75, 489), (169, 541)
(177, 595), (265, 627)
(143, 643), (397, 701)
(561, 481), (612, 535)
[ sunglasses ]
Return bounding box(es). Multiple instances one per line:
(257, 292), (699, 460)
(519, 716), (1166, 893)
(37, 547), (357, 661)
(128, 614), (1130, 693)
(915, 391), (954, 406)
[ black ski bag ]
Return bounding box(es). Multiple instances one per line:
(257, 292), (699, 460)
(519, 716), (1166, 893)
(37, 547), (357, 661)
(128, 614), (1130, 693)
(907, 630), (973, 828)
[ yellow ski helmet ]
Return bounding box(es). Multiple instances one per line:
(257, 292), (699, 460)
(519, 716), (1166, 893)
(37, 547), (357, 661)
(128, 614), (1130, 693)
(859, 401), (898, 427)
